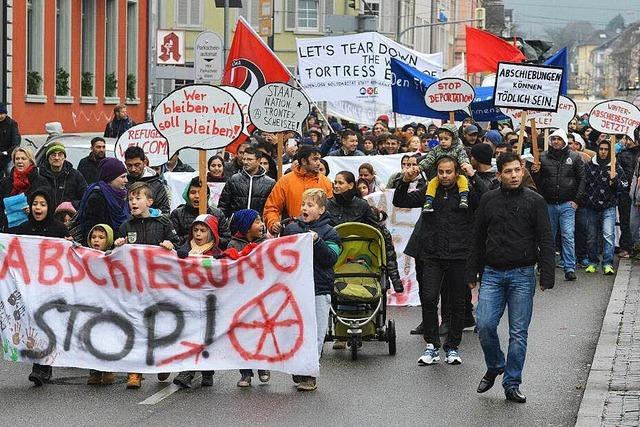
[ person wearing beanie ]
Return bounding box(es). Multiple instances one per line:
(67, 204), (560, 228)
(531, 127), (586, 281)
(40, 143), (87, 210)
(0, 102), (21, 177)
(54, 201), (77, 224)
(224, 208), (271, 387)
(469, 143), (499, 194)
(417, 124), (472, 212)
(75, 157), (129, 243)
(170, 176), (231, 248)
(172, 214), (221, 389)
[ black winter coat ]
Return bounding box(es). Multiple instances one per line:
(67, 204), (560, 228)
(8, 187), (68, 238)
(393, 180), (476, 260)
(0, 116), (20, 154)
(466, 186), (555, 289)
(218, 167), (275, 217)
(170, 204), (231, 249)
(282, 213), (340, 295)
(533, 146), (585, 204)
(618, 145), (640, 188)
(104, 117), (136, 139)
(117, 214), (180, 247)
(40, 161), (88, 209)
(77, 155), (102, 184)
(127, 168), (170, 214)
(581, 157), (627, 211)
(0, 168), (50, 231)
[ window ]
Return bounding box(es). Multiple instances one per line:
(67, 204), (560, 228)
(81, 0), (96, 97)
(126, 1), (138, 100)
(362, 0), (379, 16)
(105, 0), (118, 98)
(56, 0), (72, 97)
(176, 0), (202, 27)
(27, 0), (44, 95)
(297, 0), (318, 29)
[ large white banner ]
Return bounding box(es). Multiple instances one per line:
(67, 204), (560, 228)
(324, 153), (406, 185)
(365, 190), (421, 306)
(0, 234), (319, 375)
(327, 101), (439, 127)
(297, 32), (442, 107)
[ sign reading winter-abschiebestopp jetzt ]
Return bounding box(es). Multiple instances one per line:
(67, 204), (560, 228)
(493, 62), (563, 112)
(588, 100), (640, 139)
(248, 83), (310, 135)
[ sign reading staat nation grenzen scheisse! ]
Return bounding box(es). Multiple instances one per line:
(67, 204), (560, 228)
(152, 84), (244, 157)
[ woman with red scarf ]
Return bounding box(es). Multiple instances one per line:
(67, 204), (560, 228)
(0, 147), (49, 231)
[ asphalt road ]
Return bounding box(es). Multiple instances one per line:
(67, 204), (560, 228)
(0, 268), (613, 427)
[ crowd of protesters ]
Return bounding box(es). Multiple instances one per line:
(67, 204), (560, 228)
(1, 99), (639, 402)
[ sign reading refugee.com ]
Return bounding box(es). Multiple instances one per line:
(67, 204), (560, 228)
(493, 62), (563, 112)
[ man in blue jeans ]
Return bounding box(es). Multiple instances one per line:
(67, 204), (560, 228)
(467, 152), (555, 403)
(582, 139), (628, 275)
(531, 128), (585, 281)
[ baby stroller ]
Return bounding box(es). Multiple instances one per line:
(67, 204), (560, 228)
(326, 222), (396, 360)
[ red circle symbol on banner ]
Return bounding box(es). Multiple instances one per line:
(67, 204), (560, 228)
(228, 283), (304, 362)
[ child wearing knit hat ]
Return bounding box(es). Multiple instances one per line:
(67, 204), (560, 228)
(225, 208), (271, 387)
(417, 124), (472, 213)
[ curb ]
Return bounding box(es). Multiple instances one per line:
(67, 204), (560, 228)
(575, 259), (632, 426)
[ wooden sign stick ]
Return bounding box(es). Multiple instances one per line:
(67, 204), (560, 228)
(277, 132), (284, 180)
(449, 111), (455, 124)
(611, 135), (617, 176)
(530, 118), (539, 166)
(544, 128), (549, 152)
(516, 111), (528, 155)
(198, 150), (207, 215)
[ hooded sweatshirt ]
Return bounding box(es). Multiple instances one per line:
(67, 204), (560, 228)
(581, 145), (628, 211)
(9, 187), (69, 238)
(176, 214), (222, 258)
(86, 223), (114, 250)
(418, 124), (470, 175)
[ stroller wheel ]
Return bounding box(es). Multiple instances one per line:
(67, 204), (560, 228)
(349, 336), (360, 360)
(387, 320), (396, 356)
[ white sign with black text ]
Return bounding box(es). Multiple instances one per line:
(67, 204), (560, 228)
(493, 62), (563, 112)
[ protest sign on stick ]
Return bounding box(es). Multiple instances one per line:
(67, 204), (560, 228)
(152, 84), (244, 157)
(493, 62), (563, 112)
(115, 122), (169, 168)
(501, 96), (576, 130)
(544, 128), (549, 151)
(249, 83), (311, 178)
(588, 100), (640, 176)
(516, 111), (528, 155)
(423, 77), (475, 126)
(530, 119), (540, 165)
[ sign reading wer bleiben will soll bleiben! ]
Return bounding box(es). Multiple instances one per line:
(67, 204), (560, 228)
(493, 62), (563, 112)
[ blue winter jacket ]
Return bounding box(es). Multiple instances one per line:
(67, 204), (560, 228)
(282, 213), (341, 295)
(581, 156), (628, 211)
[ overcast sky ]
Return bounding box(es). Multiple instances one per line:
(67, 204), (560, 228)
(504, 0), (640, 38)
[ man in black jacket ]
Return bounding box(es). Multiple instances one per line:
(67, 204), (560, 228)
(531, 128), (585, 281)
(78, 137), (107, 184)
(467, 152), (554, 404)
(39, 144), (87, 209)
(124, 146), (170, 214)
(218, 146), (275, 217)
(104, 104), (135, 139)
(393, 156), (476, 367)
(0, 103), (21, 177)
(617, 132), (640, 257)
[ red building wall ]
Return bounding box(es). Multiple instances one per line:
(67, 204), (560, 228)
(11, 0), (148, 135)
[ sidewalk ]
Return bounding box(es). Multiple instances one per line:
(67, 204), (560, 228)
(576, 260), (639, 426)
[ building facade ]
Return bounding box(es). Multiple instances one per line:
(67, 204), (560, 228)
(4, 1), (148, 136)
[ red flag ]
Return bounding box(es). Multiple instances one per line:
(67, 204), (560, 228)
(222, 17), (291, 153)
(465, 26), (526, 74)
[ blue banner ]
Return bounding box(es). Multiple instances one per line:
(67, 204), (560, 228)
(390, 58), (509, 122)
(543, 47), (569, 95)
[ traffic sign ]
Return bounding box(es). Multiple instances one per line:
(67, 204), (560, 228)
(194, 31), (224, 84)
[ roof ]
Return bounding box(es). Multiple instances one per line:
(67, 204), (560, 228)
(577, 30), (617, 48)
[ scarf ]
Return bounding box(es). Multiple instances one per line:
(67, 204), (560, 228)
(188, 239), (218, 256)
(78, 181), (129, 231)
(11, 164), (34, 195)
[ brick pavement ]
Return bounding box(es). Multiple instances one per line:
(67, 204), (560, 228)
(576, 260), (640, 426)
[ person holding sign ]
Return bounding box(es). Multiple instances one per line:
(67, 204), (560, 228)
(531, 129), (585, 281)
(8, 187), (69, 386)
(582, 139), (628, 275)
(417, 124), (471, 213)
